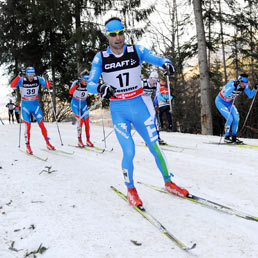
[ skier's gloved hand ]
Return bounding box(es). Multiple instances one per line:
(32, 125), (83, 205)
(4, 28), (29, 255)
(43, 72), (49, 80)
(19, 69), (26, 77)
(162, 62), (175, 76)
(254, 83), (258, 90)
(98, 84), (116, 99)
(143, 83), (156, 90)
(234, 80), (240, 88)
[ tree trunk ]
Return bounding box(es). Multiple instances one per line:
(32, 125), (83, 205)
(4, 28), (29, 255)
(15, 59), (21, 103)
(207, 0), (211, 69)
(51, 65), (57, 121)
(218, 0), (227, 84)
(171, 0), (177, 131)
(234, 30), (239, 78)
(192, 0), (213, 135)
(50, 29), (56, 121)
(75, 1), (82, 75)
(249, 2), (255, 85)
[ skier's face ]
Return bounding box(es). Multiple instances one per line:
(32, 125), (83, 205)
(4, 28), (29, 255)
(150, 77), (158, 86)
(80, 79), (88, 86)
(240, 81), (247, 88)
(26, 74), (34, 82)
(107, 29), (125, 53)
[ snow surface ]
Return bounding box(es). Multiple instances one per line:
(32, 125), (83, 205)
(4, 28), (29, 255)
(1, 121), (258, 258)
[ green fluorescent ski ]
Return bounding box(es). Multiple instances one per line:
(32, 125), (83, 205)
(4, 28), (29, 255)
(111, 186), (196, 252)
(138, 181), (258, 223)
(20, 149), (48, 161)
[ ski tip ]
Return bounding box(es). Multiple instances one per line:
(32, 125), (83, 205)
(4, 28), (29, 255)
(246, 216), (258, 222)
(137, 205), (145, 211)
(184, 242), (196, 251)
(191, 243), (197, 250)
(110, 186), (116, 191)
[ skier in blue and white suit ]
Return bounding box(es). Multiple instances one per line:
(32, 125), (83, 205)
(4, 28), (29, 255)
(215, 73), (257, 143)
(87, 17), (188, 207)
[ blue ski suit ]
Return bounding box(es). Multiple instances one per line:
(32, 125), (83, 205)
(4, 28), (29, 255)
(215, 80), (256, 136)
(87, 44), (174, 188)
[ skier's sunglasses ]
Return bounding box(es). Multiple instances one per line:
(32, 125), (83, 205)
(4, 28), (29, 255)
(107, 29), (125, 37)
(151, 78), (159, 82)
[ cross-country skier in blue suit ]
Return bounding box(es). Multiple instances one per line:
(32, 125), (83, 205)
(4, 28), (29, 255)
(11, 67), (55, 154)
(87, 17), (188, 207)
(215, 73), (257, 143)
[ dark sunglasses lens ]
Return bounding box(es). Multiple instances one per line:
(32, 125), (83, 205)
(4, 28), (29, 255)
(109, 33), (117, 37)
(109, 31), (124, 37)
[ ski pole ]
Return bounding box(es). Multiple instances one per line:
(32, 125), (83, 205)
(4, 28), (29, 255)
(238, 90), (257, 135)
(47, 88), (64, 146)
(219, 97), (236, 144)
(78, 95), (82, 138)
(18, 76), (24, 148)
(102, 129), (114, 142)
(18, 105), (22, 147)
(79, 96), (104, 120)
(0, 116), (4, 125)
(165, 71), (173, 114)
(101, 102), (106, 149)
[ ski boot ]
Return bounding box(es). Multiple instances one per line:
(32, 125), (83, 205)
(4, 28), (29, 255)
(86, 137), (94, 147)
(127, 187), (143, 207)
(224, 136), (232, 143)
(165, 181), (189, 197)
(46, 140), (55, 150)
(78, 137), (85, 148)
(26, 143), (33, 154)
(232, 136), (243, 144)
(158, 138), (167, 145)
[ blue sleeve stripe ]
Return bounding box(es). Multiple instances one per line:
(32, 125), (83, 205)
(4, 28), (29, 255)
(87, 52), (103, 94)
(135, 45), (172, 67)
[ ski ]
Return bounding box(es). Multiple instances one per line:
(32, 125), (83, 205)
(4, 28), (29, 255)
(93, 145), (113, 152)
(160, 146), (184, 153)
(111, 186), (196, 251)
(161, 143), (193, 150)
(206, 142), (258, 148)
(136, 144), (184, 153)
(68, 144), (105, 153)
(141, 141), (194, 150)
(138, 181), (258, 223)
(19, 149), (48, 162)
(234, 144), (258, 149)
(43, 148), (74, 155)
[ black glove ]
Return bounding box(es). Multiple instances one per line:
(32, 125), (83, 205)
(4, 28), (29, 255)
(254, 84), (258, 90)
(162, 62), (175, 76)
(19, 69), (26, 77)
(234, 80), (240, 88)
(143, 81), (156, 91)
(43, 72), (49, 80)
(97, 84), (116, 99)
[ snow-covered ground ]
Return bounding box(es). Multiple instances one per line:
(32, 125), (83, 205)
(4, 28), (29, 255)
(1, 121), (258, 258)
